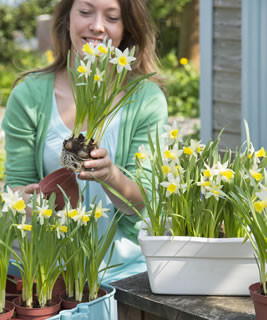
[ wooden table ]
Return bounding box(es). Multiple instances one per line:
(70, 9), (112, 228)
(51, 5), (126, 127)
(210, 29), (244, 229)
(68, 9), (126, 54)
(111, 272), (255, 320)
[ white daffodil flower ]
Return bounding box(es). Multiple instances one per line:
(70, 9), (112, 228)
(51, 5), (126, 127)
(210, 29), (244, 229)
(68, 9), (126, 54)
(162, 121), (182, 145)
(71, 204), (90, 226)
(110, 48), (136, 73)
(189, 139), (205, 155)
(250, 168), (263, 182)
(90, 200), (109, 220)
(162, 144), (182, 163)
(94, 68), (105, 88)
(160, 174), (184, 197)
(202, 182), (222, 200)
(16, 216), (32, 238)
(214, 161), (234, 183)
(77, 60), (91, 80)
(134, 144), (148, 162)
(82, 42), (97, 62)
(197, 176), (212, 194)
(36, 205), (52, 225)
(254, 183), (267, 213)
(201, 163), (216, 179)
(56, 202), (77, 225)
(50, 223), (68, 239)
(2, 186), (26, 215)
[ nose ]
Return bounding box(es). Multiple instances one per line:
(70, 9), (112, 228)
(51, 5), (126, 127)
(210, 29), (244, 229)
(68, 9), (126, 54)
(89, 13), (105, 33)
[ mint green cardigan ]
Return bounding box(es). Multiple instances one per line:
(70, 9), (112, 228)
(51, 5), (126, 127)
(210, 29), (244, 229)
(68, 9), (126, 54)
(2, 72), (168, 242)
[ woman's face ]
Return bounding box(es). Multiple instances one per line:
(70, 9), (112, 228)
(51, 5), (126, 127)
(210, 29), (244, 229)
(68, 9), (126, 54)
(69, 0), (124, 57)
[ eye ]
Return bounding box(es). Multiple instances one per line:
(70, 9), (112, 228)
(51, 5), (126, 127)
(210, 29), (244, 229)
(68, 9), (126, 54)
(107, 16), (120, 22)
(79, 10), (93, 16)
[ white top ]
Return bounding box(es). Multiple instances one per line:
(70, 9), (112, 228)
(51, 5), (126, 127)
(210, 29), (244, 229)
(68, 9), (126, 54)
(43, 92), (146, 284)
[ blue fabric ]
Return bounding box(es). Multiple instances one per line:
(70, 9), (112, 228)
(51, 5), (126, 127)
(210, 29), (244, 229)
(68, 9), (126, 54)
(43, 91), (146, 284)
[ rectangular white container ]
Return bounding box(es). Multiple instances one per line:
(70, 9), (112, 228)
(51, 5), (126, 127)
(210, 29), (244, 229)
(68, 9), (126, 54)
(138, 221), (262, 296)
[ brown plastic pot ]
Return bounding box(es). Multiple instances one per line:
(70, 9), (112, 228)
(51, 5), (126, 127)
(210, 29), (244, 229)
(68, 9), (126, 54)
(5, 275), (22, 302)
(249, 282), (267, 320)
(0, 301), (15, 320)
(61, 287), (107, 310)
(52, 274), (66, 298)
(39, 168), (80, 210)
(12, 296), (61, 320)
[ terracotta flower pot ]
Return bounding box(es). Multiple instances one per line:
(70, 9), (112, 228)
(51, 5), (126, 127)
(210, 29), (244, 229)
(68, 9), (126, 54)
(5, 274), (22, 302)
(0, 301), (15, 320)
(52, 274), (66, 298)
(61, 287), (107, 310)
(249, 282), (267, 320)
(12, 296), (61, 320)
(39, 168), (80, 210)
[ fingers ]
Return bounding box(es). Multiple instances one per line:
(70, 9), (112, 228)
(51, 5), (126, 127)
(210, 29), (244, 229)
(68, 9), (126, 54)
(78, 148), (112, 181)
(24, 183), (40, 195)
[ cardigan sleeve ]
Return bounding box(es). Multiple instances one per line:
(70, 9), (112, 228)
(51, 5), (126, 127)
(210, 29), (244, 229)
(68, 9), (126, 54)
(2, 77), (42, 188)
(116, 81), (168, 243)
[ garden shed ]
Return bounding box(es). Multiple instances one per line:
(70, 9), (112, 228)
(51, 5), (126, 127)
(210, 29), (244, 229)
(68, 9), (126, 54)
(200, 0), (267, 150)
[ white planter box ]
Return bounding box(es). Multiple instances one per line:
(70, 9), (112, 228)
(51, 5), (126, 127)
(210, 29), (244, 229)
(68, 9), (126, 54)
(138, 221), (262, 296)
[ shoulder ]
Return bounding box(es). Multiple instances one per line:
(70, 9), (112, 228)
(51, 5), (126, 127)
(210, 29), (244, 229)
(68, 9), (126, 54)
(12, 72), (54, 98)
(132, 80), (167, 117)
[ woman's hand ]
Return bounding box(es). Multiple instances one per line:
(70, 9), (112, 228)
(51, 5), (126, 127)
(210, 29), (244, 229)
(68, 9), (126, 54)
(78, 148), (116, 183)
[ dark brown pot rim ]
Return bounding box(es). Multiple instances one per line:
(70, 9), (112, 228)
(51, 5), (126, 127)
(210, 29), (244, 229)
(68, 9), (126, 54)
(249, 282), (267, 304)
(39, 168), (76, 193)
(13, 296), (62, 314)
(4, 300), (15, 312)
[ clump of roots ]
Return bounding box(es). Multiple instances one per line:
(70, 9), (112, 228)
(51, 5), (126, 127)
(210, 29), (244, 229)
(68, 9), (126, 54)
(60, 134), (98, 172)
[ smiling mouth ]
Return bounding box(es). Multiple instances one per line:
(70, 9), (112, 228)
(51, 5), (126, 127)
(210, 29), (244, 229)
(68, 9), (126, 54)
(82, 37), (104, 45)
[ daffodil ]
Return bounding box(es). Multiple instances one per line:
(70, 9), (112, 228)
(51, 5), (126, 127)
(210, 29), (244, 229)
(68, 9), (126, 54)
(16, 216), (32, 238)
(162, 121), (182, 145)
(134, 144), (148, 162)
(160, 174), (186, 196)
(36, 205), (52, 225)
(77, 60), (91, 79)
(189, 139), (205, 155)
(50, 223), (68, 239)
(70, 204), (90, 226)
(90, 200), (109, 220)
(93, 68), (105, 88)
(250, 169), (263, 182)
(2, 186), (26, 215)
(255, 147), (266, 158)
(82, 42), (97, 62)
(110, 47), (136, 73)
(197, 176), (211, 194)
(214, 161), (234, 182)
(180, 57), (188, 65)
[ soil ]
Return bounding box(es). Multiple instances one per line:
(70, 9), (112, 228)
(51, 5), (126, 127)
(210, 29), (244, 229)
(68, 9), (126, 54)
(63, 287), (107, 303)
(63, 134), (98, 159)
(20, 298), (55, 308)
(61, 134), (98, 172)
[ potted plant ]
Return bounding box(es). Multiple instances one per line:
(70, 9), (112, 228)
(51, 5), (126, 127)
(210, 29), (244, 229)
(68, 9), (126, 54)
(55, 197), (120, 318)
(0, 188), (20, 319)
(60, 38), (153, 172)
(228, 178), (267, 319)
(131, 122), (267, 295)
(1, 188), (80, 319)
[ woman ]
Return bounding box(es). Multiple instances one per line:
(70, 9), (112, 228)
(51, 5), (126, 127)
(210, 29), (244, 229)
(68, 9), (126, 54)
(2, 0), (168, 283)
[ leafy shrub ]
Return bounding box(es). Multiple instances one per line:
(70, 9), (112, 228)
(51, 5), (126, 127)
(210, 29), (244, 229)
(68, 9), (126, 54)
(161, 50), (199, 118)
(0, 49), (49, 107)
(0, 5), (18, 63)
